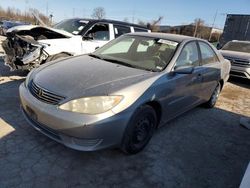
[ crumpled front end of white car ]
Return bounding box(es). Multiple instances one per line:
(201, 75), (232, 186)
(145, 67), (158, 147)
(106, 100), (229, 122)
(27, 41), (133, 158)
(2, 34), (49, 71)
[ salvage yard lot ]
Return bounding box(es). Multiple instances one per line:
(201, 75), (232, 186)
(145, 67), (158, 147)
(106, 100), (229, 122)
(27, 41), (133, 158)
(0, 56), (250, 187)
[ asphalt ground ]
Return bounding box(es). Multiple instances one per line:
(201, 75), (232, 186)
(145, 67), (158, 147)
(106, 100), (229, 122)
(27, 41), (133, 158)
(0, 55), (250, 188)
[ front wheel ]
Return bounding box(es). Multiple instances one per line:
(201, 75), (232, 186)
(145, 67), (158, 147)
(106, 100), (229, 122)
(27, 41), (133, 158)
(121, 105), (157, 154)
(204, 82), (221, 108)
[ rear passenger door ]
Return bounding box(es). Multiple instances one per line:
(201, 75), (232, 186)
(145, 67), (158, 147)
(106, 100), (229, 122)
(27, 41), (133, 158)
(198, 41), (221, 101)
(82, 23), (111, 53)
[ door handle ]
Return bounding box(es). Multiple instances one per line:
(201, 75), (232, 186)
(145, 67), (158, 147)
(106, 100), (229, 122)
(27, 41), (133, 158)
(191, 73), (203, 83)
(197, 73), (203, 81)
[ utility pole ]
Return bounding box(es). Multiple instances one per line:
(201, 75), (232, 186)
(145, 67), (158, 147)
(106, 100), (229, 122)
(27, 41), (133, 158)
(209, 10), (218, 41)
(49, 14), (53, 24)
(194, 21), (198, 37)
(132, 10), (135, 24)
(46, 1), (48, 17)
(82, 8), (85, 18)
(25, 0), (29, 22)
(46, 1), (49, 25)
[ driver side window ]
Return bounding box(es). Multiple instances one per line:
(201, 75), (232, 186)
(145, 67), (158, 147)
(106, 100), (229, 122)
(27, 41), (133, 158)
(175, 42), (199, 69)
(85, 23), (110, 41)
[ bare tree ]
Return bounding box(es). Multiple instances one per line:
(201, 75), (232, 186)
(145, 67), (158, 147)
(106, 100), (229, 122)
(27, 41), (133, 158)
(123, 17), (129, 23)
(193, 18), (211, 39)
(137, 19), (147, 26)
(0, 6), (49, 25)
(91, 7), (105, 20)
(193, 18), (204, 37)
(150, 16), (163, 31)
(138, 16), (163, 31)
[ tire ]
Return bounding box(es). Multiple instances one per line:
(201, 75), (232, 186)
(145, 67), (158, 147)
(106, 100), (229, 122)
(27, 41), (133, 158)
(121, 105), (157, 154)
(46, 53), (71, 63)
(204, 82), (221, 108)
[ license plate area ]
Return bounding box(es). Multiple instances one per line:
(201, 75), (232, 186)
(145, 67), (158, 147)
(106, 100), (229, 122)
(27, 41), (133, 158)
(25, 106), (38, 121)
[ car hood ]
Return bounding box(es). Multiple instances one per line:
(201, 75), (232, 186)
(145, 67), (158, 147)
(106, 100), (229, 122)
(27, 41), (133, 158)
(7, 25), (74, 38)
(220, 50), (250, 60)
(32, 55), (158, 99)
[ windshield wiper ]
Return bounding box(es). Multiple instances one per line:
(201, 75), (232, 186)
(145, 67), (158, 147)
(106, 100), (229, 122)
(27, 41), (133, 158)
(89, 55), (156, 72)
(101, 58), (138, 68)
(89, 54), (103, 60)
(103, 58), (157, 72)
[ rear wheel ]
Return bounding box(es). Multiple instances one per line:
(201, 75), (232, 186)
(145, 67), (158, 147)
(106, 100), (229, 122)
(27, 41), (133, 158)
(204, 82), (221, 108)
(46, 53), (71, 63)
(121, 105), (157, 154)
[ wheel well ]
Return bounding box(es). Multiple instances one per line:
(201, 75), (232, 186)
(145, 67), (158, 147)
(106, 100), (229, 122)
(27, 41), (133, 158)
(145, 101), (162, 127)
(219, 79), (224, 90)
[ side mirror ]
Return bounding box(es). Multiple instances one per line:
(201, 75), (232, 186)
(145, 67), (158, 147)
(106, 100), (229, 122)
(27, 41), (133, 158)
(216, 43), (221, 50)
(82, 35), (93, 40)
(173, 66), (194, 74)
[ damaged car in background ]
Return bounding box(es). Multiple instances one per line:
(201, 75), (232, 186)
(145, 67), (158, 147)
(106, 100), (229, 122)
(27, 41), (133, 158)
(2, 18), (150, 71)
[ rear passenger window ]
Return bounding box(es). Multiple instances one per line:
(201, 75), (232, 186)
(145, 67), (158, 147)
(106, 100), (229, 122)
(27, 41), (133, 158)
(113, 25), (131, 38)
(134, 27), (148, 32)
(199, 42), (219, 65)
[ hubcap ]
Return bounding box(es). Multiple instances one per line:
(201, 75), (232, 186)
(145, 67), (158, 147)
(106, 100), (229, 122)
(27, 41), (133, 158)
(133, 118), (152, 145)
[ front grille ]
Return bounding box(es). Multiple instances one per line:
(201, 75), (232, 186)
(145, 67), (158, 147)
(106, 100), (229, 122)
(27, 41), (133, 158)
(29, 80), (65, 105)
(230, 71), (247, 78)
(224, 56), (250, 67)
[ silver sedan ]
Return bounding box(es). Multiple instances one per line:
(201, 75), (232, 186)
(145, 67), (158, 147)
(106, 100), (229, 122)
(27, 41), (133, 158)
(19, 33), (231, 154)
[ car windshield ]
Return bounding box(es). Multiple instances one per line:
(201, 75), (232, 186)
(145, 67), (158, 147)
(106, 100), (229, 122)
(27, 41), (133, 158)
(3, 21), (27, 28)
(53, 19), (89, 35)
(4, 21), (16, 28)
(92, 35), (178, 72)
(222, 41), (250, 53)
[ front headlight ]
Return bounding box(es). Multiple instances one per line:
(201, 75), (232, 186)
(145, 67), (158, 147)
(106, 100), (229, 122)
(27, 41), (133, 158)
(59, 96), (123, 115)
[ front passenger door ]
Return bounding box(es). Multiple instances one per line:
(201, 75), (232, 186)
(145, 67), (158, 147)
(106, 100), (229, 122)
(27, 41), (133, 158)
(81, 23), (111, 53)
(162, 41), (204, 121)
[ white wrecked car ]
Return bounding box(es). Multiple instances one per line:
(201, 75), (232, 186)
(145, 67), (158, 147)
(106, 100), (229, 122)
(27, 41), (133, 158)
(2, 18), (149, 70)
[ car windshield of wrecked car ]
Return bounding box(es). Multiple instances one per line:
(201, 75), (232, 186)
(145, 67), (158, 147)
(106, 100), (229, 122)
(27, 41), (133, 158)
(222, 41), (250, 53)
(4, 21), (18, 28)
(53, 19), (89, 35)
(91, 35), (178, 72)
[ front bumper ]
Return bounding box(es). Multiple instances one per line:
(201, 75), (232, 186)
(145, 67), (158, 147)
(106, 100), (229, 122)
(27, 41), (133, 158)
(230, 65), (250, 79)
(19, 83), (132, 151)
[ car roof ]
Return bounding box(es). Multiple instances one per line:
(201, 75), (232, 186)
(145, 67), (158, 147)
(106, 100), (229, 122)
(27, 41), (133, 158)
(231, 40), (250, 44)
(126, 32), (196, 43)
(63, 18), (148, 29)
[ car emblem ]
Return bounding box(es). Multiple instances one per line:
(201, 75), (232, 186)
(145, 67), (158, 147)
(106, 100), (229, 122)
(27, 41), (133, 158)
(38, 89), (43, 97)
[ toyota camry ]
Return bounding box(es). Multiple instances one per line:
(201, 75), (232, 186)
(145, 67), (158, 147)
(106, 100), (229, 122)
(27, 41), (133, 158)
(19, 33), (231, 154)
